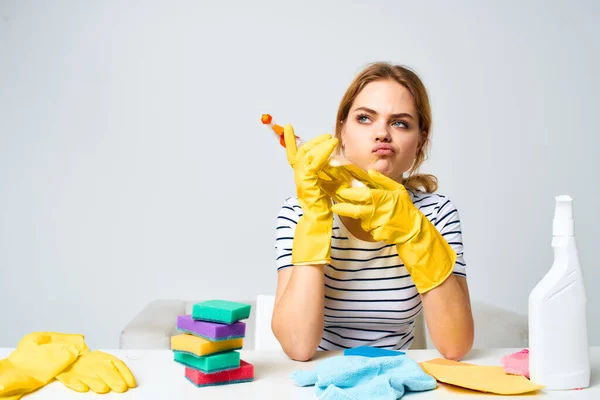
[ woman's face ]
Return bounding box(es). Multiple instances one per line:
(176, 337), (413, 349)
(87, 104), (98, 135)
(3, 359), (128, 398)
(341, 79), (423, 183)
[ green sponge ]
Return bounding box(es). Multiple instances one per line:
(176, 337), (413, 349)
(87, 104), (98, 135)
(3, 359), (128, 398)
(192, 300), (252, 324)
(174, 350), (240, 373)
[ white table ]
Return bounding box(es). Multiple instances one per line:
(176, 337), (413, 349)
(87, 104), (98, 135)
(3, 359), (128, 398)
(2, 347), (599, 399)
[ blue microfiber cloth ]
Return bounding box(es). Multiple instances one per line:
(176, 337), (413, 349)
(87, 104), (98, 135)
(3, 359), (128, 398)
(291, 355), (437, 400)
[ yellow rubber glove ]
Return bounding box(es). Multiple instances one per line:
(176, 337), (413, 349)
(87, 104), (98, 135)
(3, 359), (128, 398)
(1, 333), (86, 400)
(0, 359), (27, 400)
(331, 169), (457, 293)
(56, 350), (136, 394)
(15, 332), (87, 352)
(283, 124), (338, 265)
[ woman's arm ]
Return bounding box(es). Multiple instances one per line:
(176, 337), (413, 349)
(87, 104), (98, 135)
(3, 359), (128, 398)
(271, 266), (325, 361)
(271, 128), (339, 361)
(421, 275), (473, 360)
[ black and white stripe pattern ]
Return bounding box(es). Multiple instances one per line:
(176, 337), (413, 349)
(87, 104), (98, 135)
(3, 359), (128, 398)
(274, 189), (467, 351)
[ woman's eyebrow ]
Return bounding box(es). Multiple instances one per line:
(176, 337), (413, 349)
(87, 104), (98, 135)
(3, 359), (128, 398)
(352, 107), (414, 120)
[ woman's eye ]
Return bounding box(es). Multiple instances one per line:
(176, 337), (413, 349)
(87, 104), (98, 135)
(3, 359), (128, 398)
(392, 120), (408, 128)
(357, 114), (370, 123)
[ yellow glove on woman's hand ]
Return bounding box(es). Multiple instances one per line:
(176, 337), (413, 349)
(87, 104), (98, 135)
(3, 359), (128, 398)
(331, 169), (456, 293)
(283, 124), (338, 265)
(56, 350), (136, 394)
(1, 333), (86, 400)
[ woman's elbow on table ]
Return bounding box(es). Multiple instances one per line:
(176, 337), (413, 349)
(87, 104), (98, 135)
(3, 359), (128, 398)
(271, 320), (320, 362)
(437, 335), (474, 361)
(283, 344), (318, 362)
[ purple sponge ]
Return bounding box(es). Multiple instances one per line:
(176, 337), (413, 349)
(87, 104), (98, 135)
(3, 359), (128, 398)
(177, 315), (246, 341)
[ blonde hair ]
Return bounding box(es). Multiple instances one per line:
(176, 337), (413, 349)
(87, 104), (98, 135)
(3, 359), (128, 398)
(335, 62), (438, 193)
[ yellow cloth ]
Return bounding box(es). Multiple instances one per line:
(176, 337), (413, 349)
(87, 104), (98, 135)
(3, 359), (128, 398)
(170, 334), (243, 357)
(56, 350), (136, 394)
(331, 169), (456, 293)
(420, 358), (544, 395)
(283, 125), (338, 265)
(0, 333), (86, 400)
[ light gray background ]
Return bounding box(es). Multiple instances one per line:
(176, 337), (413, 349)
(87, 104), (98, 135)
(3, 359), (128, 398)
(1, 0), (598, 349)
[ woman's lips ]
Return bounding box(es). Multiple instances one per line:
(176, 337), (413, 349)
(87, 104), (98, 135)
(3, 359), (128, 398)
(374, 149), (393, 155)
(372, 144), (394, 156)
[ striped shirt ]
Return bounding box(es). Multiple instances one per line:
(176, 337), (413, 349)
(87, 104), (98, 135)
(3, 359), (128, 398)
(274, 190), (467, 351)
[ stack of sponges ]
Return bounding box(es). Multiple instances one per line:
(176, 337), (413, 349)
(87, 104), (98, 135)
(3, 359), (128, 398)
(170, 299), (254, 387)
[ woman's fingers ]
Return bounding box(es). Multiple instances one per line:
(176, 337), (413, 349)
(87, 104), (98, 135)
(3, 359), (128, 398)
(295, 133), (332, 163)
(306, 138), (338, 174)
(283, 124), (299, 167)
(331, 203), (373, 220)
(367, 169), (402, 190)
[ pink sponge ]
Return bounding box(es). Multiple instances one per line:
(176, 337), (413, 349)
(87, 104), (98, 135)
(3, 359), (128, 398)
(501, 349), (530, 379)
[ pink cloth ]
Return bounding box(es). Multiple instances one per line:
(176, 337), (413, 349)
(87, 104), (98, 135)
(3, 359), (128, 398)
(501, 349), (530, 379)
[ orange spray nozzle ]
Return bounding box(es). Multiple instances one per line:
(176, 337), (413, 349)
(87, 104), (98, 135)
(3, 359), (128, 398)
(261, 113), (295, 148)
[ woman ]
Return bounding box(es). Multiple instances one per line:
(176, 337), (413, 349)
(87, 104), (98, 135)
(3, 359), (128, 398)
(272, 62), (474, 362)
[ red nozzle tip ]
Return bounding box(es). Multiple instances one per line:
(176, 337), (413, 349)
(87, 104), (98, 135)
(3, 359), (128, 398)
(261, 114), (273, 124)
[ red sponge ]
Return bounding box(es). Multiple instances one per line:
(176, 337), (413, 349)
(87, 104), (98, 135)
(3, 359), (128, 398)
(185, 360), (254, 387)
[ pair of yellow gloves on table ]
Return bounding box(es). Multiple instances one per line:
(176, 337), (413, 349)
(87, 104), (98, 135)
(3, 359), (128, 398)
(283, 125), (457, 294)
(0, 332), (135, 400)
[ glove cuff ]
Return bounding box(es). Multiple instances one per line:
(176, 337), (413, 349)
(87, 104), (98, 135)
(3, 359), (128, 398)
(396, 217), (457, 293)
(291, 212), (332, 265)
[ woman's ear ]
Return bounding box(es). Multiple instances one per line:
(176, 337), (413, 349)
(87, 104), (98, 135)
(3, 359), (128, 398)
(417, 130), (427, 154)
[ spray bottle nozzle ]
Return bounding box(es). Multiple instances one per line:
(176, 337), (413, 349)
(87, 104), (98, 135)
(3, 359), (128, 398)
(553, 195), (575, 237)
(554, 195), (573, 219)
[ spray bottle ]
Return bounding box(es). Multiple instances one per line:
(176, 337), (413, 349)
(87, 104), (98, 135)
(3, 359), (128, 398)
(528, 195), (590, 390)
(261, 114), (388, 202)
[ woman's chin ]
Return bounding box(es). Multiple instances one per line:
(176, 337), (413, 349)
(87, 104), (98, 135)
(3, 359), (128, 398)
(370, 160), (393, 176)
(368, 161), (405, 182)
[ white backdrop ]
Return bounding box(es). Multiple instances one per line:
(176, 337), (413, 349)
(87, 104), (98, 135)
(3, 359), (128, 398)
(1, 0), (598, 349)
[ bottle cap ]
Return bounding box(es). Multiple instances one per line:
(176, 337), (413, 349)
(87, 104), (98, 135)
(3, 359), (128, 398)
(553, 195), (574, 236)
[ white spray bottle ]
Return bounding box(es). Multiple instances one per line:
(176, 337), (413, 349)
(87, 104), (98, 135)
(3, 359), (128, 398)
(528, 195), (590, 390)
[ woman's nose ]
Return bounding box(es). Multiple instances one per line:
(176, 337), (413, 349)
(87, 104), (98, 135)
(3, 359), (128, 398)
(374, 126), (392, 142)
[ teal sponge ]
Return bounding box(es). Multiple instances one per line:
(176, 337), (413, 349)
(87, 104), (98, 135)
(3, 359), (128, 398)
(174, 350), (240, 373)
(192, 300), (251, 324)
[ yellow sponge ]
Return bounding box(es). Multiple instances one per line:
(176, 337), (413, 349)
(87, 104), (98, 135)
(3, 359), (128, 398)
(170, 334), (243, 357)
